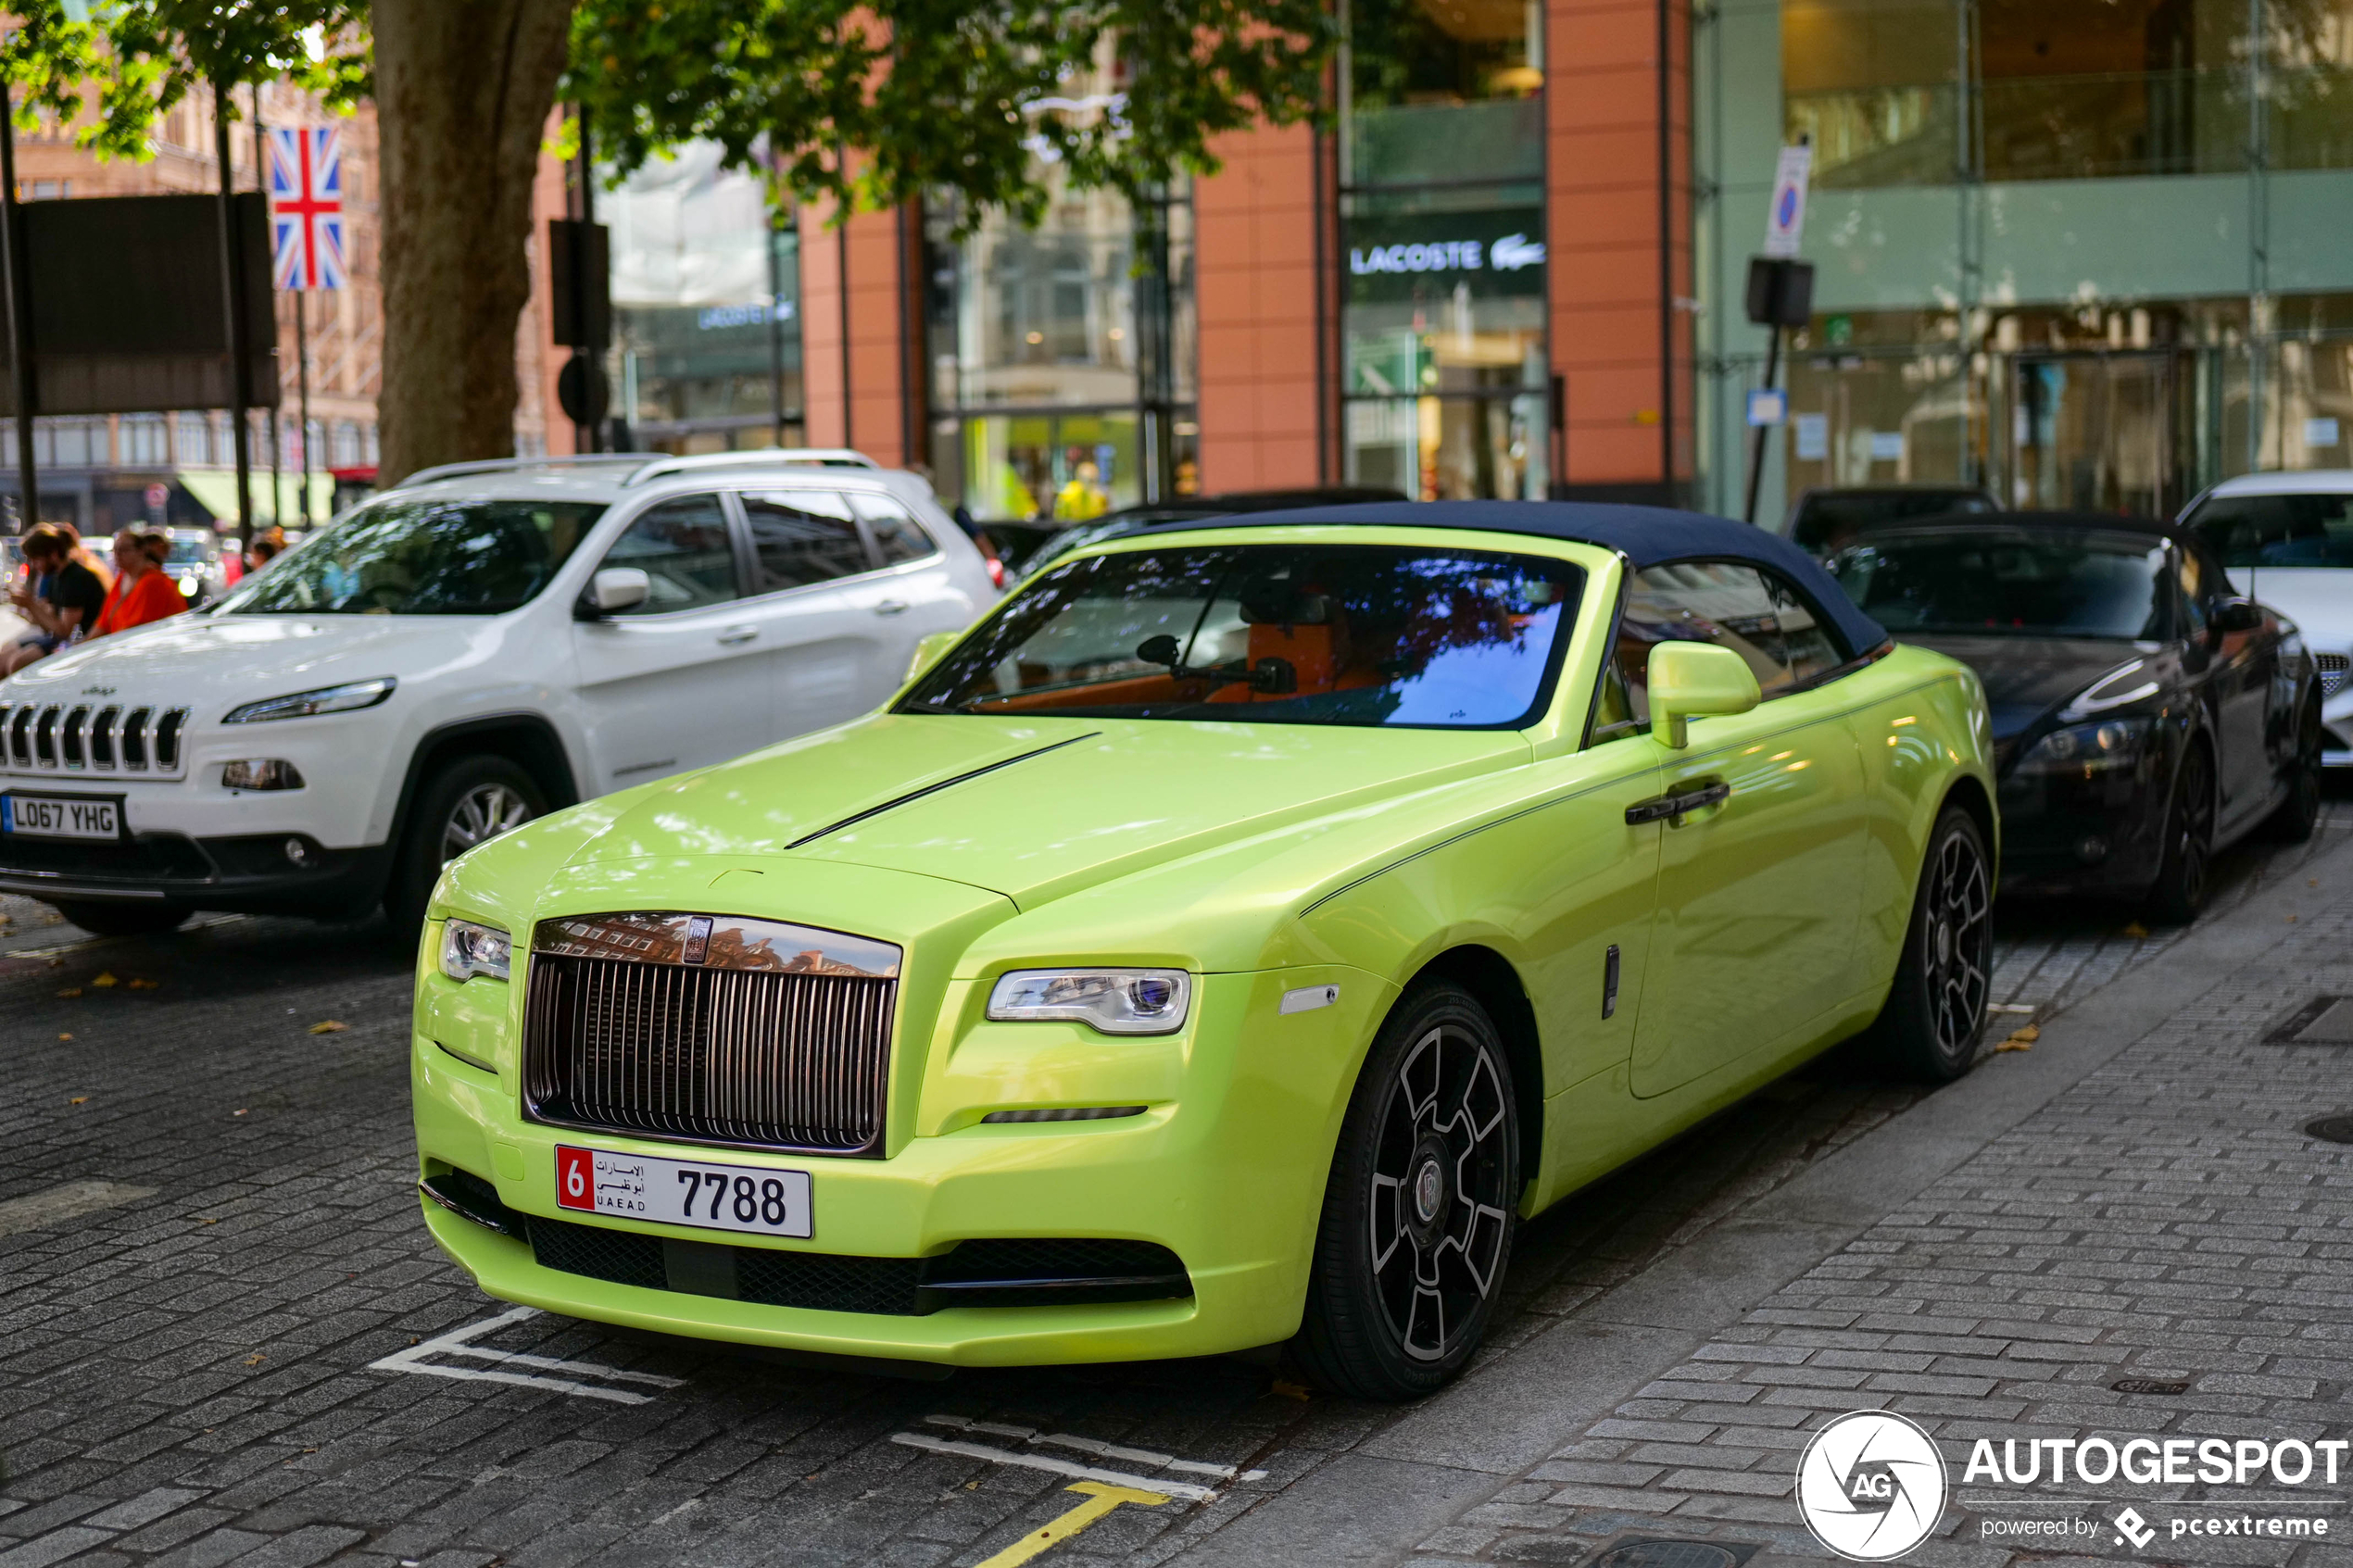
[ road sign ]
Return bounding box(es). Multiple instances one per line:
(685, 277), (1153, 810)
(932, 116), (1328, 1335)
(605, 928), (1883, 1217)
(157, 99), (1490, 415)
(1746, 388), (1788, 427)
(269, 127), (345, 291)
(1764, 144), (1813, 258)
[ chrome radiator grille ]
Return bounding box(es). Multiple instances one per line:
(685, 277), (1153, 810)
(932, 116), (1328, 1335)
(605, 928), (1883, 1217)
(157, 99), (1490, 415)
(0, 701), (190, 776)
(522, 911), (901, 1156)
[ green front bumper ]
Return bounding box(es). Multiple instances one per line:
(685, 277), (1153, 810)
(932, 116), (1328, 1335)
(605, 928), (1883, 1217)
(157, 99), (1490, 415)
(409, 965), (1391, 1366)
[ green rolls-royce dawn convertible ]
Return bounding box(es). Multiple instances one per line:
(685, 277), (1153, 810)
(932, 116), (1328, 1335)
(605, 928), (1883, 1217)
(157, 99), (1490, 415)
(410, 501), (1997, 1399)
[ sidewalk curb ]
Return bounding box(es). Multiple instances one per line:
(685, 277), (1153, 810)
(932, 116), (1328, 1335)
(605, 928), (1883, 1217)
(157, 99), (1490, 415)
(1170, 828), (2353, 1566)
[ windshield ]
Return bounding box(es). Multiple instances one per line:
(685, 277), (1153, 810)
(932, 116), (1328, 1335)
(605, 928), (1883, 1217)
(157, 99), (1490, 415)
(1830, 530), (2166, 639)
(166, 533), (213, 566)
(901, 544), (1583, 728)
(2184, 492), (2353, 568)
(217, 498), (606, 615)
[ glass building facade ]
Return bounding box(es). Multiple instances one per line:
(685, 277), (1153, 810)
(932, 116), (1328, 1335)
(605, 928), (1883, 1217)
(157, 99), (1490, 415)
(602, 143), (802, 455)
(925, 173), (1198, 523)
(1693, 0), (2353, 522)
(1340, 0), (1553, 499)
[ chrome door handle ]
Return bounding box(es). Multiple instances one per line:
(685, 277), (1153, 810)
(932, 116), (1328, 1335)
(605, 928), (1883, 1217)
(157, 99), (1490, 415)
(717, 626), (759, 646)
(874, 599), (911, 617)
(1625, 780), (1731, 825)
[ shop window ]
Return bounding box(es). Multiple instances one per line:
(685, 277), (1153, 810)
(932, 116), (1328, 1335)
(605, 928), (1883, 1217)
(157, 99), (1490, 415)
(603, 143), (800, 448)
(1343, 392), (1550, 500)
(1783, 0), (1961, 186)
(1346, 0), (1543, 186)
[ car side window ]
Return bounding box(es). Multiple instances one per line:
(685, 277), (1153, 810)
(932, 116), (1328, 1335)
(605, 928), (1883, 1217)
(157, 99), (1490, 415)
(1589, 659), (1642, 743)
(740, 490), (874, 592)
(598, 495), (739, 616)
(848, 492), (938, 565)
(1613, 561), (1843, 721)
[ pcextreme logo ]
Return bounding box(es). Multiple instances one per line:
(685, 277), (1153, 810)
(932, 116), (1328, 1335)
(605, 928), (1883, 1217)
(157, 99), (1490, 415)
(1795, 1411), (1949, 1562)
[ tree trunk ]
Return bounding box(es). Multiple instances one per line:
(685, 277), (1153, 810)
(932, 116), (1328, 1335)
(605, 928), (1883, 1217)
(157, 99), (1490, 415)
(372, 0), (573, 485)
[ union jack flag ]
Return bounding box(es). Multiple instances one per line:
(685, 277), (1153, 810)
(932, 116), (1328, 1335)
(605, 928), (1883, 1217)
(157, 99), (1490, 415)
(269, 126), (345, 291)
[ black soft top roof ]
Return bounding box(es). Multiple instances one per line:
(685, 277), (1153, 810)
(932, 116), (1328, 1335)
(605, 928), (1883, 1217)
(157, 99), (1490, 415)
(1156, 498), (1891, 657)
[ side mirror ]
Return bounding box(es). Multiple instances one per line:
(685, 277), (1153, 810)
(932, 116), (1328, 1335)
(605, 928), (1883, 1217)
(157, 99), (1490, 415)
(906, 629), (961, 684)
(2211, 597), (2263, 635)
(1647, 641), (1762, 748)
(577, 567), (649, 620)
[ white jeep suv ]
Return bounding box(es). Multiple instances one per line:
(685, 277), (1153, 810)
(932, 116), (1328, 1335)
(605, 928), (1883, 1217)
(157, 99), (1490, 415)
(0, 452), (995, 935)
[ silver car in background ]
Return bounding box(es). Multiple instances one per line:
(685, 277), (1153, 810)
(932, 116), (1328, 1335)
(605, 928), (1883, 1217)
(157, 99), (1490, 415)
(2181, 470), (2353, 766)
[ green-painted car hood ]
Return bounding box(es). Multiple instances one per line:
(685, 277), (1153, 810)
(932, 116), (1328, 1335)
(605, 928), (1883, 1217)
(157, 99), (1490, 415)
(565, 713), (1531, 908)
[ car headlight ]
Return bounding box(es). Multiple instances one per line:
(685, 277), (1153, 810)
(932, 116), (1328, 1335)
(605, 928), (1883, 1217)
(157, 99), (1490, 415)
(223, 676), (397, 724)
(987, 969), (1190, 1035)
(2017, 717), (2155, 774)
(440, 918), (512, 983)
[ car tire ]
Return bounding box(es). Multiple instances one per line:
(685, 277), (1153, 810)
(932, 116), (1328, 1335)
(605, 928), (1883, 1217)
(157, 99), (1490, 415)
(383, 754), (545, 931)
(1291, 982), (1519, 1402)
(2145, 743), (2216, 924)
(49, 902), (190, 939)
(2266, 697), (2323, 844)
(1869, 805), (1994, 1084)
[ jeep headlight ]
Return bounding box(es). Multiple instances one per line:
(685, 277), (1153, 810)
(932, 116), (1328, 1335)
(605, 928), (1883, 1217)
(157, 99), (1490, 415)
(987, 969), (1190, 1035)
(223, 676), (397, 724)
(440, 918), (512, 983)
(2017, 717), (2155, 774)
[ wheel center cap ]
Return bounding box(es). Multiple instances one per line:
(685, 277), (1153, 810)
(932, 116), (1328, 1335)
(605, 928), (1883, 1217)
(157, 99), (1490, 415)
(1413, 1158), (1445, 1223)
(1934, 922), (1952, 966)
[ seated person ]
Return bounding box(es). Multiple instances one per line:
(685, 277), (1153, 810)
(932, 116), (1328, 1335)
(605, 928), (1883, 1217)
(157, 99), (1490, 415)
(91, 528), (187, 637)
(3, 523), (109, 674)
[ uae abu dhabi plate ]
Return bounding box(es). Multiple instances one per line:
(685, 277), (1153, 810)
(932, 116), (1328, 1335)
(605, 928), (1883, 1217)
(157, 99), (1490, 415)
(556, 1144), (812, 1239)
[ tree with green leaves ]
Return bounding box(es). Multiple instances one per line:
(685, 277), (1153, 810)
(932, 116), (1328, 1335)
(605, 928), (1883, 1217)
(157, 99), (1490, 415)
(41, 0), (1332, 483)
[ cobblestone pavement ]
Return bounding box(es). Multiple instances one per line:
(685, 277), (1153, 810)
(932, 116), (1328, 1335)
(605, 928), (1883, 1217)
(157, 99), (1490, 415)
(0, 805), (2347, 1568)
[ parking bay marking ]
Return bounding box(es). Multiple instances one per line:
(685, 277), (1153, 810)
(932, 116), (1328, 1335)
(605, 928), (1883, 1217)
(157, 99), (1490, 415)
(922, 1412), (1269, 1482)
(369, 1306), (684, 1404)
(973, 1483), (1172, 1568)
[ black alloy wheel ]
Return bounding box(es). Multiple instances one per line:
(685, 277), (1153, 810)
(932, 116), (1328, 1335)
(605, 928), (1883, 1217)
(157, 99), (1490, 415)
(1293, 982), (1518, 1400)
(2267, 696), (2324, 844)
(1870, 804), (1994, 1082)
(2145, 743), (2216, 924)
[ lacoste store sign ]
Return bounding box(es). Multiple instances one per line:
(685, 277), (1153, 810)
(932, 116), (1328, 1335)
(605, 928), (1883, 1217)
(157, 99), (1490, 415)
(1342, 207), (1547, 302)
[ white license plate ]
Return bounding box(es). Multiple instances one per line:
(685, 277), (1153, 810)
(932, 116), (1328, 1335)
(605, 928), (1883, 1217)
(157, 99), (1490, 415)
(555, 1144), (812, 1239)
(2, 794), (120, 840)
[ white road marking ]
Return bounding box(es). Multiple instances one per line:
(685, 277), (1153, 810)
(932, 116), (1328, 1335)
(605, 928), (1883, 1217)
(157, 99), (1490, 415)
(369, 1306), (684, 1404)
(892, 1432), (1221, 1503)
(922, 1413), (1268, 1483)
(0, 1180), (157, 1237)
(5, 912), (245, 960)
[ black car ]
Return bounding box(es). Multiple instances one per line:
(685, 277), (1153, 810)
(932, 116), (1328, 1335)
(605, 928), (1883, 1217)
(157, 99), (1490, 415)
(1830, 512), (2322, 919)
(1784, 484), (1999, 557)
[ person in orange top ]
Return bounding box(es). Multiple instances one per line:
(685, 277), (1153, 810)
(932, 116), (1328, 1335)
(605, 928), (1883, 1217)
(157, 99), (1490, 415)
(90, 528), (185, 637)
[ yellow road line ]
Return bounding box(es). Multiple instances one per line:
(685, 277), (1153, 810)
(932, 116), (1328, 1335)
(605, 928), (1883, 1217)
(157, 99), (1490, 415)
(974, 1482), (1171, 1568)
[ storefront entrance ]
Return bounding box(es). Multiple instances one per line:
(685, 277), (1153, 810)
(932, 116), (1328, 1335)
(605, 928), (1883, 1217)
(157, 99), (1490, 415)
(2007, 351), (2185, 517)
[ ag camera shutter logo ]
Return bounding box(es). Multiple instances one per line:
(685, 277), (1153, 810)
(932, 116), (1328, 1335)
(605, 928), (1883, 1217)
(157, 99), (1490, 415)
(1796, 1411), (1949, 1561)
